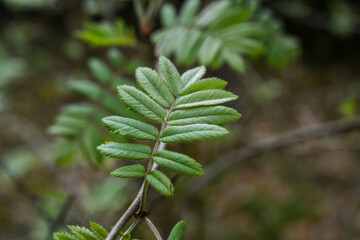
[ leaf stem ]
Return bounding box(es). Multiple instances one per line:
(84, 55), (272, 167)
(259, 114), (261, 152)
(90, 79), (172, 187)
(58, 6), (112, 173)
(138, 105), (173, 213)
(144, 216), (163, 240)
(120, 217), (141, 240)
(106, 100), (177, 240)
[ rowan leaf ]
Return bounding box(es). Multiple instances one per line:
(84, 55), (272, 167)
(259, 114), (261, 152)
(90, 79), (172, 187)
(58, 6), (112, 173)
(53, 232), (77, 240)
(135, 67), (174, 107)
(167, 220), (186, 240)
(181, 77), (227, 95)
(159, 56), (182, 95)
(168, 106), (241, 126)
(154, 150), (203, 176)
(68, 226), (98, 240)
(111, 164), (146, 178)
(161, 124), (228, 143)
(102, 116), (158, 141)
(181, 66), (206, 90)
(117, 85), (166, 122)
(146, 170), (174, 196)
(89, 58), (112, 83)
(97, 142), (151, 160)
(90, 222), (108, 239)
(175, 89), (238, 109)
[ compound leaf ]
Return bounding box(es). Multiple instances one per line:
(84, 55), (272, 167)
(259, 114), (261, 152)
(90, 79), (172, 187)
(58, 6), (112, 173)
(154, 150), (203, 177)
(159, 56), (182, 95)
(136, 67), (174, 107)
(161, 124), (228, 143)
(175, 89), (238, 109)
(168, 106), (241, 126)
(97, 142), (151, 160)
(146, 170), (174, 196)
(117, 85), (166, 122)
(102, 116), (158, 141)
(111, 164), (146, 178)
(167, 220), (186, 240)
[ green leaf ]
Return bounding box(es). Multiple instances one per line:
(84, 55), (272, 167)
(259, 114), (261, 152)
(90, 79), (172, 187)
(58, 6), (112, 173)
(168, 106), (241, 126)
(146, 170), (174, 196)
(181, 66), (206, 90)
(89, 58), (112, 83)
(82, 126), (103, 164)
(90, 222), (108, 239)
(180, 0), (200, 24)
(175, 89), (238, 109)
(69, 80), (102, 100)
(97, 142), (151, 160)
(182, 77), (227, 95)
(107, 48), (125, 66)
(76, 20), (136, 47)
(111, 164), (146, 178)
(117, 85), (166, 122)
(196, 1), (231, 27)
(167, 220), (186, 240)
(199, 35), (222, 65)
(68, 226), (98, 240)
(154, 150), (203, 177)
(136, 67), (174, 107)
(102, 116), (159, 141)
(161, 3), (176, 27)
(161, 124), (228, 143)
(159, 56), (182, 95)
(223, 49), (246, 74)
(53, 232), (77, 240)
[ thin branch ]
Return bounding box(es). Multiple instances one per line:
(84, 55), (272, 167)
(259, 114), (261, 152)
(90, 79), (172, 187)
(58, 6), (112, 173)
(105, 142), (166, 240)
(185, 115), (360, 199)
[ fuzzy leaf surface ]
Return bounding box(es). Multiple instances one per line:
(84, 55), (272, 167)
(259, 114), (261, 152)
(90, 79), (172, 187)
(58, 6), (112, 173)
(161, 124), (228, 143)
(97, 142), (151, 160)
(167, 220), (186, 240)
(154, 150), (203, 176)
(168, 106), (241, 126)
(117, 85), (166, 122)
(146, 170), (174, 196)
(68, 226), (98, 240)
(102, 116), (158, 141)
(159, 56), (182, 95)
(181, 77), (227, 95)
(136, 67), (174, 107)
(111, 164), (146, 178)
(90, 222), (108, 239)
(175, 89), (238, 109)
(181, 66), (206, 90)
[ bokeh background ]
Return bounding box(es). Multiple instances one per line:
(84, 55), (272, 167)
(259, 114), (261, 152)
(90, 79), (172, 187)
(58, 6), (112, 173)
(1, 0), (360, 239)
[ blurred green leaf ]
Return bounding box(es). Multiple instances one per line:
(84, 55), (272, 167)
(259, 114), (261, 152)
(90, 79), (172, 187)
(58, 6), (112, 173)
(76, 20), (137, 47)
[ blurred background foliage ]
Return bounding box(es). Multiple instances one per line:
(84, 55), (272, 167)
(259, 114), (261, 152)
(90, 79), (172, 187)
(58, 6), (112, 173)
(0, 0), (360, 239)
